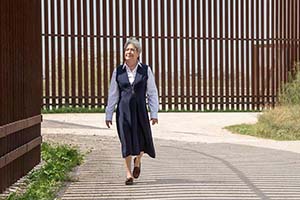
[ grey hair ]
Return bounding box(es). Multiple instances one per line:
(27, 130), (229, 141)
(124, 37), (142, 54)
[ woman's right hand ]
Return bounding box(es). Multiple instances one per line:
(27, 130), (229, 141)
(106, 120), (112, 128)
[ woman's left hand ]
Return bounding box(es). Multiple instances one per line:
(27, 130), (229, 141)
(150, 118), (158, 125)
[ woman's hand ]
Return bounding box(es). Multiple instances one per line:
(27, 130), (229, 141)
(106, 120), (112, 128)
(150, 118), (158, 125)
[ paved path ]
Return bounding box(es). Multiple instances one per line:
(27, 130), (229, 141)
(42, 113), (300, 200)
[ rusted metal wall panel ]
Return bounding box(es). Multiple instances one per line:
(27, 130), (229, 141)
(0, 0), (42, 193)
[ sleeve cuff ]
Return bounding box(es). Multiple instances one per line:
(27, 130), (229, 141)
(150, 112), (158, 119)
(105, 113), (113, 121)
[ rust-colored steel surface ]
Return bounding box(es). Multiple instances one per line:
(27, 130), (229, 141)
(173, 0), (179, 110)
(82, 0), (88, 107)
(96, 0), (101, 107)
(63, 0), (69, 106)
(202, 0), (208, 110)
(0, 0), (42, 192)
(42, 0), (300, 111)
(90, 0), (96, 107)
(57, 0), (63, 107)
(154, 0), (160, 106)
(179, 0), (184, 110)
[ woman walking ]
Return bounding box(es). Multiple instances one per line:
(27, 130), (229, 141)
(105, 38), (159, 185)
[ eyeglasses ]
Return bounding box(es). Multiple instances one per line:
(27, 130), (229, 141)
(125, 48), (137, 52)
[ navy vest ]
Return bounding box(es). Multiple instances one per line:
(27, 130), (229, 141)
(115, 64), (156, 158)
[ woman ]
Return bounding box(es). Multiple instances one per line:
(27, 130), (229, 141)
(105, 38), (159, 185)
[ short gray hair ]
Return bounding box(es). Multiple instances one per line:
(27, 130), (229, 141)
(124, 37), (142, 54)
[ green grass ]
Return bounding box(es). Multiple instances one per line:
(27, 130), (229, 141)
(42, 106), (105, 113)
(226, 107), (300, 141)
(226, 124), (256, 137)
(6, 143), (83, 200)
(43, 106), (261, 114)
(159, 109), (261, 113)
(225, 62), (300, 141)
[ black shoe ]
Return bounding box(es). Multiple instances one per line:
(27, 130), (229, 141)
(133, 157), (141, 179)
(125, 177), (134, 185)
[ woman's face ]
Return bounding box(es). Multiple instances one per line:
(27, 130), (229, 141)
(124, 44), (139, 62)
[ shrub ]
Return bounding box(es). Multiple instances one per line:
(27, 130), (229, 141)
(226, 62), (300, 140)
(278, 62), (300, 105)
(255, 105), (300, 140)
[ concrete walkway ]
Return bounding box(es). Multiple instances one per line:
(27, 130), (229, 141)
(42, 113), (300, 200)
